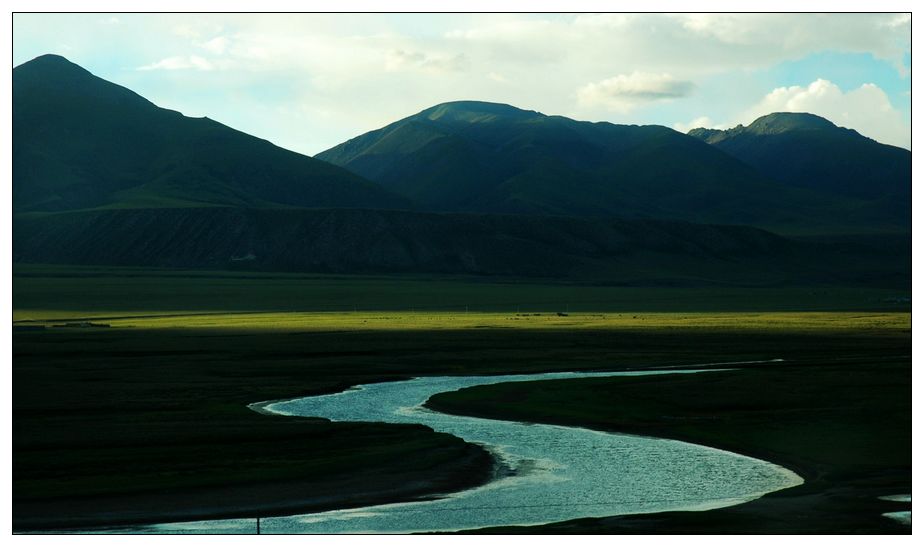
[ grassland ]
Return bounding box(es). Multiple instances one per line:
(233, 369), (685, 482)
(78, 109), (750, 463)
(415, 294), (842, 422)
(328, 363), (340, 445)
(11, 265), (912, 532)
(13, 309), (910, 335)
(13, 263), (911, 319)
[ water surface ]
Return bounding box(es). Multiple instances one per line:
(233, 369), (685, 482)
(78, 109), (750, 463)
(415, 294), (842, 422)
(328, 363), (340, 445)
(120, 369), (803, 533)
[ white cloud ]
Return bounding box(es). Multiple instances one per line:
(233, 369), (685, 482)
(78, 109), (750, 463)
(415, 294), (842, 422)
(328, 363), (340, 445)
(883, 13), (911, 28)
(572, 14), (634, 28)
(385, 49), (468, 73)
(137, 55), (220, 71)
(577, 72), (694, 113)
(199, 36), (230, 55)
(673, 116), (718, 134)
(98, 17), (120, 26)
(673, 13), (909, 70)
(448, 13), (910, 73)
(172, 21), (224, 40)
(738, 79), (909, 149)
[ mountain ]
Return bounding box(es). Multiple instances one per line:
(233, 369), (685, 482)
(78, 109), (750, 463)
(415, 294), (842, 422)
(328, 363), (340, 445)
(12, 207), (908, 286)
(688, 113), (910, 204)
(11, 56), (909, 285)
(13, 54), (409, 212)
(316, 102), (906, 233)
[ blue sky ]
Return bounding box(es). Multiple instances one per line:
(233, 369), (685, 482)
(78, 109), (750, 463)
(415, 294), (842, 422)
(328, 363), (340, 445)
(13, 13), (911, 153)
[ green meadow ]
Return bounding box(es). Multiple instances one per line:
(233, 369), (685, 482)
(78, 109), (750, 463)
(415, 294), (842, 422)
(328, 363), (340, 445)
(13, 263), (911, 321)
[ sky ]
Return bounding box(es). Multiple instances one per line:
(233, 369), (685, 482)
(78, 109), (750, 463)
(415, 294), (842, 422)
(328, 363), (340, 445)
(12, 13), (912, 154)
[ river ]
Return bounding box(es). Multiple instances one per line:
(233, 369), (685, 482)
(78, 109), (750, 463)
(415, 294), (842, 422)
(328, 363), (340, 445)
(110, 368), (803, 533)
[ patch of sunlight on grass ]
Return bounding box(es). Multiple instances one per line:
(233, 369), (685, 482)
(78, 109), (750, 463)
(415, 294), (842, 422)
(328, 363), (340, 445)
(12, 310), (911, 332)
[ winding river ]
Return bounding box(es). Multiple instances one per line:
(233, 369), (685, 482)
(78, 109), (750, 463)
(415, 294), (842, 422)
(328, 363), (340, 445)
(115, 369), (803, 534)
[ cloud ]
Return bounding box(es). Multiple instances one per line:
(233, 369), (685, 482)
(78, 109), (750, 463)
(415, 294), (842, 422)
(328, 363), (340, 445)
(673, 116), (718, 134)
(445, 19), (566, 64)
(674, 13), (909, 70)
(137, 55), (219, 71)
(449, 13), (909, 73)
(739, 79), (909, 149)
(385, 49), (468, 73)
(98, 17), (120, 26)
(577, 72), (694, 113)
(198, 36), (230, 55)
(172, 21), (224, 40)
(883, 13), (911, 28)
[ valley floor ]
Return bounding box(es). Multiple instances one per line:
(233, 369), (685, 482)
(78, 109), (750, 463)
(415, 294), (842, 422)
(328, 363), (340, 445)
(11, 266), (911, 533)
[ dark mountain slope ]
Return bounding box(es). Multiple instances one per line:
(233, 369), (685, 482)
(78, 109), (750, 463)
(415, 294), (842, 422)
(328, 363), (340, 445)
(13, 208), (907, 286)
(13, 54), (409, 212)
(317, 102), (899, 233)
(688, 113), (910, 201)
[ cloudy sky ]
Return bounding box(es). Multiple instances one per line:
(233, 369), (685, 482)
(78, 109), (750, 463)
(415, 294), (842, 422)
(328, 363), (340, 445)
(13, 13), (911, 153)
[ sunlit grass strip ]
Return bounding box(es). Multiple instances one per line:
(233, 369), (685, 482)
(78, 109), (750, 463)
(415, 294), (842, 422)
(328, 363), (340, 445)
(12, 309), (202, 322)
(13, 310), (911, 332)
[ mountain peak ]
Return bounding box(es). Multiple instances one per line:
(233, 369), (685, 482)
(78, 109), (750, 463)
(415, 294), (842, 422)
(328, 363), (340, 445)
(746, 112), (837, 134)
(686, 127), (724, 140)
(688, 112), (839, 144)
(22, 53), (73, 64)
(417, 101), (542, 124)
(16, 53), (88, 74)
(14, 54), (107, 98)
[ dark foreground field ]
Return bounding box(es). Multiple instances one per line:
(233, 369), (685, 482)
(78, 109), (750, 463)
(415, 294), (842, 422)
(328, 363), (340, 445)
(12, 266), (911, 533)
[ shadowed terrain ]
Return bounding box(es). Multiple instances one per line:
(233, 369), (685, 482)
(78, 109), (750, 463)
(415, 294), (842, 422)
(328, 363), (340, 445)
(428, 358), (911, 533)
(12, 266), (911, 532)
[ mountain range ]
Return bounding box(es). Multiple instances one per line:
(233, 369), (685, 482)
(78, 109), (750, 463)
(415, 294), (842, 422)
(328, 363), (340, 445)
(11, 54), (911, 285)
(318, 102), (909, 233)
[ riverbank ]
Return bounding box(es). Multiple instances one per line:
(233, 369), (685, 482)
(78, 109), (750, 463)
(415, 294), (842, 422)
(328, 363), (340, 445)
(15, 441), (494, 532)
(13, 322), (506, 531)
(426, 357), (911, 534)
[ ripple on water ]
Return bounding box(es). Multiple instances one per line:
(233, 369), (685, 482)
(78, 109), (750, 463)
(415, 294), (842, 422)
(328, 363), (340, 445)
(879, 493), (911, 526)
(882, 511), (911, 526)
(879, 494), (912, 503)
